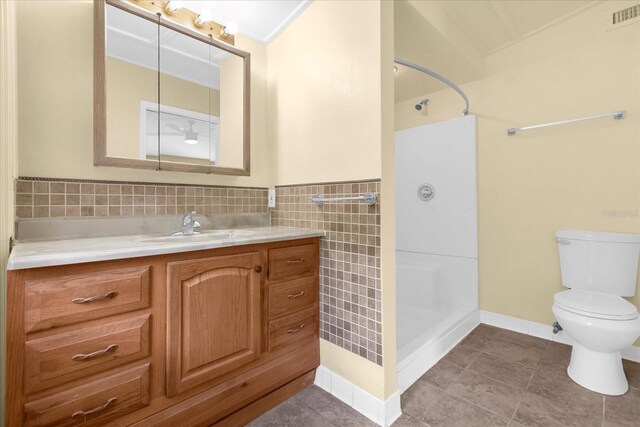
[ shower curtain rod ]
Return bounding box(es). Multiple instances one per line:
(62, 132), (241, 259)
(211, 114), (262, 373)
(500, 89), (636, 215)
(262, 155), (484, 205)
(394, 58), (469, 116)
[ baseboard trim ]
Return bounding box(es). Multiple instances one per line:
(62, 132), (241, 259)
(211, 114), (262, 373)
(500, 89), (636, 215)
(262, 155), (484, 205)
(480, 310), (640, 363)
(314, 366), (401, 427)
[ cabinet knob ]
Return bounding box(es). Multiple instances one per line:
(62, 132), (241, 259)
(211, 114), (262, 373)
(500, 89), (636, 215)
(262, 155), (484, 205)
(254, 266), (263, 273)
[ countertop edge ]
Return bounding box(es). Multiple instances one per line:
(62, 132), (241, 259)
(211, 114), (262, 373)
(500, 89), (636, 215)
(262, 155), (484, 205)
(8, 229), (325, 271)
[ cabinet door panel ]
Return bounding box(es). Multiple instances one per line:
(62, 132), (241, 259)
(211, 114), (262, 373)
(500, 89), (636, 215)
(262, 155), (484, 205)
(167, 252), (262, 396)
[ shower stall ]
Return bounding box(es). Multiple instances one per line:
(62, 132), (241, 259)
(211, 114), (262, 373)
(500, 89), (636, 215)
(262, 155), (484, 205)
(394, 59), (479, 392)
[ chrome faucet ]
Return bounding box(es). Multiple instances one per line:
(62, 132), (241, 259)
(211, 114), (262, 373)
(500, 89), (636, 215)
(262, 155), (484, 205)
(171, 211), (201, 236)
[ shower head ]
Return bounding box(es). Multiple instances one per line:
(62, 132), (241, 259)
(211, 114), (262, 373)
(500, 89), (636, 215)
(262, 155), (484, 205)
(415, 99), (430, 111)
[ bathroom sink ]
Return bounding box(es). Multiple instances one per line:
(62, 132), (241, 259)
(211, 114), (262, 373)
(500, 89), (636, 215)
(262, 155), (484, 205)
(141, 229), (256, 243)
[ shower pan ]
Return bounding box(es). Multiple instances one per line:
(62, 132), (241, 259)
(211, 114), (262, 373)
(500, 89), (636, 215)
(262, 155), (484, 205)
(395, 115), (479, 393)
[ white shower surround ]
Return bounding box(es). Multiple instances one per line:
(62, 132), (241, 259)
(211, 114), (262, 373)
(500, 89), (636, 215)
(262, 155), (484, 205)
(395, 115), (478, 392)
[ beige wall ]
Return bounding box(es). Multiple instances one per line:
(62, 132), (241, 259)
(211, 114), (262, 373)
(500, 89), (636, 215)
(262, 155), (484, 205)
(267, 0), (382, 186)
(106, 57), (221, 160)
(16, 0), (395, 401)
(17, 0), (270, 186)
(267, 0), (392, 399)
(219, 54), (245, 169)
(395, 2), (640, 345)
(379, 0), (397, 399)
(0, 0), (19, 421)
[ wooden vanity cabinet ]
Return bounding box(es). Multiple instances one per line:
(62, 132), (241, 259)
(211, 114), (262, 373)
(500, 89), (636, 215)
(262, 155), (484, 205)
(166, 252), (263, 396)
(6, 237), (320, 427)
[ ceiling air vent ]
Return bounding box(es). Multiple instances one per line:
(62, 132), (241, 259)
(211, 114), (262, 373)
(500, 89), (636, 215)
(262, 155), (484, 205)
(612, 4), (639, 25)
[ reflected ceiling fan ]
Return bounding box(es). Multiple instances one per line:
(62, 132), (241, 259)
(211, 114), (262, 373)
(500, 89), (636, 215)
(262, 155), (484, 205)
(165, 120), (206, 145)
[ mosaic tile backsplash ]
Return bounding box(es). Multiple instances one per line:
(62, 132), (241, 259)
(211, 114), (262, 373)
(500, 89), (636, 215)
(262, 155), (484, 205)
(15, 178), (268, 219)
(14, 176), (382, 365)
(271, 180), (382, 365)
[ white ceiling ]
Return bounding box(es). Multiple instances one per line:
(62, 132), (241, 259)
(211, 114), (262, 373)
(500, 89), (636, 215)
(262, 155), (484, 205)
(436, 0), (596, 56)
(395, 0), (597, 103)
(106, 4), (229, 89)
(106, 1), (312, 87)
(181, 0), (312, 44)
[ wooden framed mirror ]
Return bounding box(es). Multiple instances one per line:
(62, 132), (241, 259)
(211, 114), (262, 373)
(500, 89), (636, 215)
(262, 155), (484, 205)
(94, 0), (250, 175)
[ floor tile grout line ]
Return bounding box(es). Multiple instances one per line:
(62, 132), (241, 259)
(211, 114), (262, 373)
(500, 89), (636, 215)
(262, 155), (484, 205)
(448, 351), (481, 385)
(495, 328), (552, 353)
(464, 366), (533, 395)
(474, 347), (541, 375)
(470, 338), (576, 382)
(483, 337), (546, 359)
(508, 360), (539, 423)
(411, 351), (514, 424)
(405, 353), (474, 424)
(437, 353), (519, 423)
(463, 330), (547, 370)
(463, 327), (601, 424)
(509, 401), (523, 424)
(272, 387), (328, 427)
(298, 386), (372, 427)
(440, 387), (512, 423)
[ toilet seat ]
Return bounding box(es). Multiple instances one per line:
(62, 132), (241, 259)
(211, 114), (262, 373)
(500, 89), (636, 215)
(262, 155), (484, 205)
(554, 289), (639, 321)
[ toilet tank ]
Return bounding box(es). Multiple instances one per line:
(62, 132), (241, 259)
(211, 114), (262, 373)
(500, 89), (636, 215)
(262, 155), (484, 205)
(556, 230), (640, 296)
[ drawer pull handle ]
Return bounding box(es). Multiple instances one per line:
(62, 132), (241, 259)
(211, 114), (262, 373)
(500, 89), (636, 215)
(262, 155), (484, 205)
(72, 397), (117, 419)
(72, 344), (118, 361)
(72, 290), (118, 304)
(287, 291), (306, 299)
(287, 258), (305, 265)
(287, 324), (305, 334)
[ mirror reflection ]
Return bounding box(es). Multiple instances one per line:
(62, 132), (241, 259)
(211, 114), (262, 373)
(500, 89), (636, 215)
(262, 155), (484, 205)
(101, 2), (248, 173)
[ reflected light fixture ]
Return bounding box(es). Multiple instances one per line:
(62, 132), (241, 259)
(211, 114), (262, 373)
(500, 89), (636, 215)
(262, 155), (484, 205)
(221, 21), (238, 38)
(194, 9), (213, 27)
(185, 131), (199, 145)
(164, 0), (184, 15)
(128, 0), (236, 45)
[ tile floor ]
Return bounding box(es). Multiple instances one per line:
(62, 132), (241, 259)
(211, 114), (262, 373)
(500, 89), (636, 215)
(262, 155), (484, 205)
(247, 383), (377, 427)
(249, 325), (640, 427)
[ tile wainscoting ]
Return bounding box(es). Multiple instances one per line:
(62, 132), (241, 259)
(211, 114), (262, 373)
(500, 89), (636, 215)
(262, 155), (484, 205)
(14, 177), (268, 218)
(14, 176), (382, 365)
(271, 180), (382, 365)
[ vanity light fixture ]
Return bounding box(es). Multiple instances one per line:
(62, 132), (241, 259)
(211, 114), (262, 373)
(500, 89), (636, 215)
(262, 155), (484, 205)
(164, 0), (183, 14)
(122, 1), (235, 45)
(221, 21), (238, 38)
(194, 9), (213, 27)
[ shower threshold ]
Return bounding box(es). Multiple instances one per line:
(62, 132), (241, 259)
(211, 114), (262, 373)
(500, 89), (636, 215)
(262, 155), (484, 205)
(397, 307), (479, 393)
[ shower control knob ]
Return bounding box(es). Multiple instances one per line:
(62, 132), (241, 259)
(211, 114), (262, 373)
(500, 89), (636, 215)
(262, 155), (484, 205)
(417, 183), (435, 201)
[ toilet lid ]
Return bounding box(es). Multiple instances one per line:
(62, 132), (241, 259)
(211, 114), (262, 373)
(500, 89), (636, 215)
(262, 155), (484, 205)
(554, 289), (639, 320)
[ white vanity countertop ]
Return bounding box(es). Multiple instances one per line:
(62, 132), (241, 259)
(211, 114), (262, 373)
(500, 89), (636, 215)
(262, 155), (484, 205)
(8, 226), (325, 270)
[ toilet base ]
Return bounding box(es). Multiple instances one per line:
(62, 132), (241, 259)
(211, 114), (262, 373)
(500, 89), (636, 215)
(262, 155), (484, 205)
(567, 343), (628, 396)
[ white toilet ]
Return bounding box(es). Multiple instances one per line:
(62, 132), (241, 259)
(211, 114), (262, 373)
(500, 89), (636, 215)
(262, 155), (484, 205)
(552, 229), (640, 396)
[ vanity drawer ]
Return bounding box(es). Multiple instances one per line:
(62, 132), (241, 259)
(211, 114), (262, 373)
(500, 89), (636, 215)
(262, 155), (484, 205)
(268, 244), (317, 281)
(268, 307), (318, 352)
(25, 315), (150, 394)
(24, 363), (150, 427)
(25, 266), (150, 333)
(268, 276), (318, 318)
